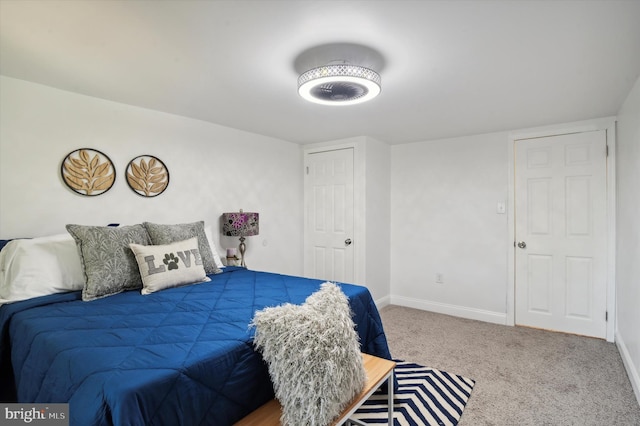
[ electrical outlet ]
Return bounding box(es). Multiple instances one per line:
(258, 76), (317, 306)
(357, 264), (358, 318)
(435, 273), (443, 283)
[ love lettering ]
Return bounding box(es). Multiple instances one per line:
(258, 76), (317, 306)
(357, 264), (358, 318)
(143, 249), (202, 275)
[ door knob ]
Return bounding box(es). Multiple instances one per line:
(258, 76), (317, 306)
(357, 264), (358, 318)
(517, 241), (527, 249)
(345, 238), (352, 246)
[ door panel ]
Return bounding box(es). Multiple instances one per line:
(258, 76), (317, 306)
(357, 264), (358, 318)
(528, 178), (551, 235)
(565, 256), (592, 319)
(527, 254), (552, 314)
(515, 130), (607, 338)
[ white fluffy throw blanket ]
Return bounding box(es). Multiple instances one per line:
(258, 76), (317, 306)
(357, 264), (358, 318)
(251, 282), (367, 426)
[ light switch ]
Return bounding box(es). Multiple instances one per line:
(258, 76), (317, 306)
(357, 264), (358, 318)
(497, 202), (506, 214)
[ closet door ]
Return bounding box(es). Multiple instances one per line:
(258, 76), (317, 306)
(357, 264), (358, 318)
(304, 148), (355, 283)
(514, 130), (607, 338)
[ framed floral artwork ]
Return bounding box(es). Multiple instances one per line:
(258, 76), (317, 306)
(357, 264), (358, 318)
(61, 148), (116, 196)
(126, 155), (169, 197)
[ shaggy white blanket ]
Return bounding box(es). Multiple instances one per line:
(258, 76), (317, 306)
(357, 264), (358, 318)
(251, 282), (366, 426)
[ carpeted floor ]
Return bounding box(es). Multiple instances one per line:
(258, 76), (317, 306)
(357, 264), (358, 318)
(379, 305), (640, 425)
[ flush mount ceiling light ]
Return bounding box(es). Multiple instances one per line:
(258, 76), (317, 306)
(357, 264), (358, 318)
(297, 63), (381, 106)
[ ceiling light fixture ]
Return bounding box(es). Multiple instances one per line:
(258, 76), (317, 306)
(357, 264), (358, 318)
(297, 62), (381, 106)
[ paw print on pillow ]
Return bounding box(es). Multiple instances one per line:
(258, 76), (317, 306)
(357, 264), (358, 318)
(163, 253), (180, 270)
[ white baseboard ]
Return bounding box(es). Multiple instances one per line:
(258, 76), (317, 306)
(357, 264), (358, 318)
(374, 295), (391, 310)
(616, 331), (640, 406)
(390, 295), (508, 325)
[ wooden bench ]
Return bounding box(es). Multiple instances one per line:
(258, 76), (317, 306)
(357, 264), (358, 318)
(235, 353), (396, 426)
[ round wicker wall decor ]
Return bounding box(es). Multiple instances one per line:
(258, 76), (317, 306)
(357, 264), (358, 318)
(126, 155), (169, 197)
(61, 148), (116, 196)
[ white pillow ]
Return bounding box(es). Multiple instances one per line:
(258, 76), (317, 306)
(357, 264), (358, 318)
(0, 233), (85, 302)
(129, 237), (210, 295)
(204, 225), (224, 269)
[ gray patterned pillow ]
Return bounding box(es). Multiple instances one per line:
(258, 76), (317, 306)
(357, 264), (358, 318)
(143, 221), (220, 275)
(66, 224), (151, 301)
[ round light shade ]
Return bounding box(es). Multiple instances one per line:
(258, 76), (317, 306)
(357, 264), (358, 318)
(298, 64), (381, 106)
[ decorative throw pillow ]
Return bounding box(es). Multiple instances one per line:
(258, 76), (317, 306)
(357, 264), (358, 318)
(129, 237), (210, 295)
(251, 282), (366, 426)
(66, 224), (151, 301)
(143, 221), (221, 275)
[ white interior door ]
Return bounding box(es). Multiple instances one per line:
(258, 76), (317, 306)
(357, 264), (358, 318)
(514, 130), (607, 338)
(304, 148), (355, 283)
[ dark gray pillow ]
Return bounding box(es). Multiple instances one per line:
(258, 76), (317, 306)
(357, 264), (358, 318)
(143, 221), (220, 275)
(66, 224), (151, 301)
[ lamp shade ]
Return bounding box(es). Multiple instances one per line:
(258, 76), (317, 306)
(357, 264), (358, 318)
(222, 211), (259, 237)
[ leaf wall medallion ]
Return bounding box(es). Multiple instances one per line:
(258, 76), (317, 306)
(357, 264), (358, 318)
(61, 148), (116, 196)
(126, 155), (170, 197)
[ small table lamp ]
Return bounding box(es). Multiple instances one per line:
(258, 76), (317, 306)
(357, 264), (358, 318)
(221, 209), (259, 268)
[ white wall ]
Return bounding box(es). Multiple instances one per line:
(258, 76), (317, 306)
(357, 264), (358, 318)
(0, 76), (304, 276)
(390, 132), (510, 323)
(615, 75), (640, 403)
(364, 136), (391, 303)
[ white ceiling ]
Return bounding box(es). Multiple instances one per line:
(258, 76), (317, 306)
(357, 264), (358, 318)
(1, 0), (639, 145)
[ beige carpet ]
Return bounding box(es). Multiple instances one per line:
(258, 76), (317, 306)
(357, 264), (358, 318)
(379, 305), (640, 425)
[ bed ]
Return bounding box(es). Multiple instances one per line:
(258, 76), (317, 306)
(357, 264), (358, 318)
(0, 224), (392, 425)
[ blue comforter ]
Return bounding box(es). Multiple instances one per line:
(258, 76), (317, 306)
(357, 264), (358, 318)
(0, 267), (392, 425)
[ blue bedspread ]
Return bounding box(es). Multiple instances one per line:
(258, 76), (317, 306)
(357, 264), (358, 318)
(0, 267), (392, 425)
